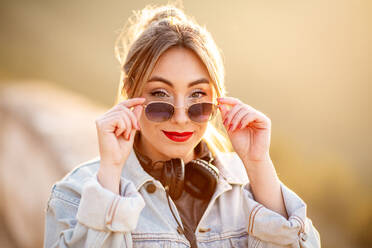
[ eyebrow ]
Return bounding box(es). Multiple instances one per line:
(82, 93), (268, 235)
(147, 76), (210, 88)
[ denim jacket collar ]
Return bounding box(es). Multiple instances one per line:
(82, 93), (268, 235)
(214, 151), (249, 185)
(121, 148), (155, 191)
(121, 147), (248, 193)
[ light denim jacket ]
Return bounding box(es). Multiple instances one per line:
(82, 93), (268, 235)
(44, 149), (321, 248)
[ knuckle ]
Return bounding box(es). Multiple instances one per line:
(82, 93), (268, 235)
(122, 113), (130, 121)
(126, 110), (134, 119)
(119, 104), (129, 111)
(114, 105), (126, 113)
(117, 118), (124, 125)
(117, 110), (130, 120)
(232, 114), (240, 122)
(119, 119), (127, 127)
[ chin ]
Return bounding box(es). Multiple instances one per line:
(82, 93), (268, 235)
(161, 146), (188, 158)
(160, 142), (195, 159)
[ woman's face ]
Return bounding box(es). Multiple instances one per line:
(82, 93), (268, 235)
(138, 46), (214, 164)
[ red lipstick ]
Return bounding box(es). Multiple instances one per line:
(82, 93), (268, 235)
(162, 131), (193, 142)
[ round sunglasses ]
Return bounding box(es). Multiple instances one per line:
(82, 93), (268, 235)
(142, 101), (219, 123)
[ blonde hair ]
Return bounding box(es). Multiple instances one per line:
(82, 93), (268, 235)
(114, 3), (233, 154)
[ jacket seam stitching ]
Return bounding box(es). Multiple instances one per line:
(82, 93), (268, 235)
(131, 236), (189, 246)
(51, 190), (80, 207)
(68, 160), (100, 178)
(248, 204), (261, 234)
(105, 194), (116, 225)
(253, 237), (261, 248)
(290, 216), (304, 235)
(293, 215), (305, 233)
(198, 231), (248, 243)
(250, 205), (264, 234)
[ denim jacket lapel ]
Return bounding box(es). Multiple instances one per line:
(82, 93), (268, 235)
(120, 148), (155, 192)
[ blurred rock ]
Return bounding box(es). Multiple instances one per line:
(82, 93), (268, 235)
(0, 81), (106, 248)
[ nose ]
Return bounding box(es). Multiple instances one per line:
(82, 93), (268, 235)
(171, 100), (190, 124)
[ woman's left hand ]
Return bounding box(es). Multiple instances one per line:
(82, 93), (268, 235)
(217, 97), (272, 164)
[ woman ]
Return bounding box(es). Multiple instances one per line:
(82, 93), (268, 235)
(44, 4), (321, 248)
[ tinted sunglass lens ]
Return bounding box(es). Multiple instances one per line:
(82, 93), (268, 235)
(188, 103), (215, 122)
(145, 102), (173, 122)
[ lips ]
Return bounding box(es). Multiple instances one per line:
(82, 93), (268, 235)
(162, 130), (194, 142)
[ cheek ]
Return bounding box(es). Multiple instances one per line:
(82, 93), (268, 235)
(138, 112), (163, 136)
(139, 113), (152, 133)
(195, 123), (208, 137)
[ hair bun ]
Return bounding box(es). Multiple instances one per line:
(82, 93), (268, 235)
(142, 5), (187, 29)
(114, 5), (187, 66)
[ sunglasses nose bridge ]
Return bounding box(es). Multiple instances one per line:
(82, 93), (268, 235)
(171, 104), (191, 123)
(145, 101), (217, 123)
(173, 105), (186, 109)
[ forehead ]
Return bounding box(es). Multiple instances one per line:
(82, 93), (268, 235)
(147, 47), (212, 89)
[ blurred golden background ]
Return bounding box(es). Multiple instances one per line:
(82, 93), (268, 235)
(0, 0), (371, 247)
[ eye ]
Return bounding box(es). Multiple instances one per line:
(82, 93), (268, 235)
(191, 90), (207, 98)
(150, 89), (169, 98)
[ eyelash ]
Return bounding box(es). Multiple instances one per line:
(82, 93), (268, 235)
(192, 91), (207, 98)
(150, 89), (207, 98)
(150, 90), (168, 98)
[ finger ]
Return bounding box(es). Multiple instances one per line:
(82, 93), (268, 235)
(101, 114), (128, 137)
(132, 105), (143, 126)
(101, 111), (127, 124)
(128, 127), (137, 142)
(113, 117), (126, 137)
(107, 105), (139, 130)
(217, 96), (241, 107)
(117, 105), (140, 130)
(98, 115), (126, 135)
(230, 109), (250, 132)
(218, 104), (229, 120)
(223, 104), (245, 128)
(118, 97), (146, 108)
(105, 112), (132, 139)
(120, 113), (132, 140)
(240, 112), (262, 129)
(101, 106), (124, 119)
(218, 97), (258, 114)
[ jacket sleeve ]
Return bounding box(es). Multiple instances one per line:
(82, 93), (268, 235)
(242, 180), (321, 248)
(44, 174), (145, 248)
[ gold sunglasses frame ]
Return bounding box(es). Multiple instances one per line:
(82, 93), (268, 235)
(141, 101), (220, 123)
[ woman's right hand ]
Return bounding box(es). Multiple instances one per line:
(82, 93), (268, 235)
(95, 97), (146, 194)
